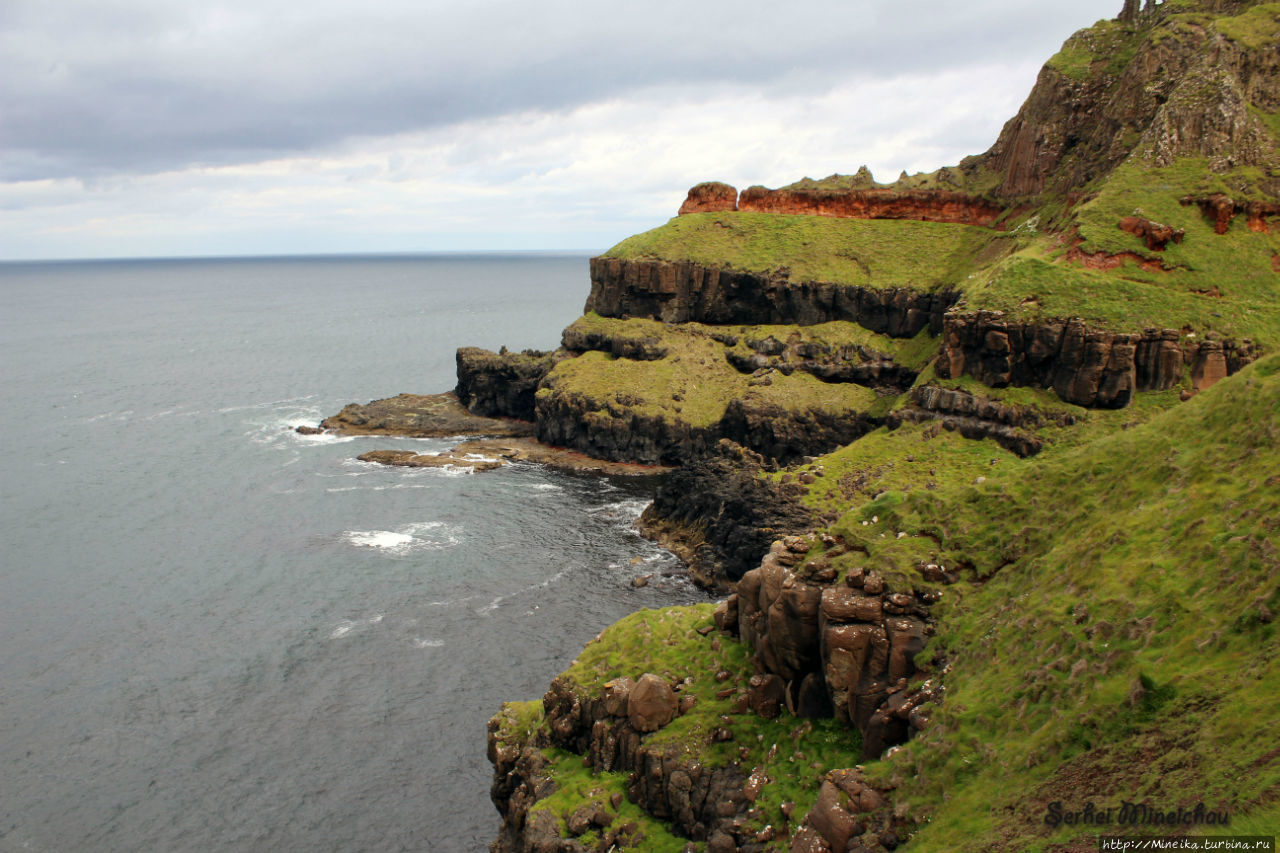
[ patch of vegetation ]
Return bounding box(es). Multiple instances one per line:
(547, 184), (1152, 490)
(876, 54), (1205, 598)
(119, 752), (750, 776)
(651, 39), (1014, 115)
(546, 316), (888, 429)
(1214, 1), (1280, 49)
(837, 354), (1280, 851)
(1046, 18), (1141, 82)
(559, 605), (863, 843)
(602, 211), (1002, 293)
(530, 748), (693, 852)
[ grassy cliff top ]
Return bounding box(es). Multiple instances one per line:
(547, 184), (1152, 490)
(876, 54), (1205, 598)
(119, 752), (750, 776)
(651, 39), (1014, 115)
(602, 211), (1002, 293)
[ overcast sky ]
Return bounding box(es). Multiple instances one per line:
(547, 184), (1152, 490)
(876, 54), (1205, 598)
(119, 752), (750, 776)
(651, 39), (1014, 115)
(0, 0), (1122, 260)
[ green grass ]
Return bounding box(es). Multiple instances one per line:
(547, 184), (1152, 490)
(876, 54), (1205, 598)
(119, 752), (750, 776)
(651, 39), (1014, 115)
(545, 315), (894, 430)
(835, 354), (1280, 850)
(530, 749), (693, 852)
(602, 211), (1003, 293)
(557, 605), (864, 843)
(1215, 1), (1280, 49)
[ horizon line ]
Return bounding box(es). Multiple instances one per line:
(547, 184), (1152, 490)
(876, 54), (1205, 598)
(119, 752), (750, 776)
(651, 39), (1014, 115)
(0, 248), (604, 265)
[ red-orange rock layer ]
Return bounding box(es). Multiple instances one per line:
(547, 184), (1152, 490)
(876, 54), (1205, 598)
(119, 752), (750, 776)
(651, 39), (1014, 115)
(677, 181), (739, 215)
(1118, 215), (1184, 250)
(1181, 194), (1280, 234)
(736, 186), (1006, 228)
(1066, 245), (1171, 272)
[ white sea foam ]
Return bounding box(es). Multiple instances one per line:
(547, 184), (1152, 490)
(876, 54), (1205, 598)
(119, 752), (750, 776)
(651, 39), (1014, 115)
(346, 530), (415, 550)
(589, 498), (650, 523)
(341, 521), (460, 555)
(330, 621), (356, 639)
(412, 638), (444, 649)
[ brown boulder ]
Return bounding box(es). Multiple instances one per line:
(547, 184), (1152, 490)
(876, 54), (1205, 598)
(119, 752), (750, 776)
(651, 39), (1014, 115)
(805, 780), (867, 852)
(747, 673), (788, 719)
(628, 674), (678, 732)
(602, 677), (635, 717)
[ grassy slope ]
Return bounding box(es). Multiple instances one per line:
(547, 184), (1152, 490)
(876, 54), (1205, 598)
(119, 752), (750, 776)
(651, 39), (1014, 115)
(495, 605), (863, 849)
(821, 353), (1280, 850)
(496, 356), (1279, 852)
(544, 314), (941, 429)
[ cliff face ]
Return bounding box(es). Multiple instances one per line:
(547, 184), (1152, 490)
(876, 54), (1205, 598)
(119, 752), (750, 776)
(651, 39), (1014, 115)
(476, 4), (1280, 850)
(585, 257), (954, 335)
(936, 313), (1257, 407)
(978, 0), (1280, 196)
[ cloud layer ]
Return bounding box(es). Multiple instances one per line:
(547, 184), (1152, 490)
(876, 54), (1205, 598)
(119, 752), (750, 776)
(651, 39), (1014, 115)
(1, 0), (1122, 259)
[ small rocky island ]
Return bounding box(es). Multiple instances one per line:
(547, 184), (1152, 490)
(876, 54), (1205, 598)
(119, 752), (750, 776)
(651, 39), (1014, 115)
(321, 2), (1280, 849)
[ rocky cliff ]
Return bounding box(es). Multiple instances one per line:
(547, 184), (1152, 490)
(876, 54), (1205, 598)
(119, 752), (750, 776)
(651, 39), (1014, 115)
(468, 3), (1280, 850)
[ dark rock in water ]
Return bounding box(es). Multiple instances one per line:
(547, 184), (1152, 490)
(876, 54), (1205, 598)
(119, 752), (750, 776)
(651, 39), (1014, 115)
(455, 347), (564, 420)
(358, 437), (673, 477)
(320, 391), (531, 437)
(294, 425), (324, 435)
(357, 449), (505, 472)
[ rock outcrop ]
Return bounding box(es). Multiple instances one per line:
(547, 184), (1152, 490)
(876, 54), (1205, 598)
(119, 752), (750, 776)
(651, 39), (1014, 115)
(1118, 215), (1185, 250)
(977, 0), (1280, 197)
(638, 444), (816, 587)
(725, 334), (918, 393)
(586, 257), (956, 335)
(456, 347), (564, 421)
(679, 181), (740, 215)
(318, 391), (533, 437)
(1181, 194), (1280, 234)
(722, 535), (945, 761)
(937, 313), (1257, 406)
(489, 675), (753, 851)
(889, 384), (1080, 458)
(736, 186), (1006, 228)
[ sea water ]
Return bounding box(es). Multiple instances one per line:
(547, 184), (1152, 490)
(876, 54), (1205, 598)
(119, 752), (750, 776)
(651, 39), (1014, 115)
(0, 255), (706, 852)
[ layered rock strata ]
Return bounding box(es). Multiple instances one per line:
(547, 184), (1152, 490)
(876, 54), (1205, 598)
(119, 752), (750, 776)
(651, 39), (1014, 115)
(719, 536), (943, 760)
(586, 257), (957, 335)
(674, 182), (1007, 228)
(534, 388), (882, 468)
(725, 334), (917, 393)
(937, 313), (1257, 406)
(456, 346), (564, 420)
(736, 186), (1005, 228)
(889, 384), (1080, 458)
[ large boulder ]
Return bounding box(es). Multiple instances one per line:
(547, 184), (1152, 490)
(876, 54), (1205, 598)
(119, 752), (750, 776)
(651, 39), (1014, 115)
(627, 674), (678, 732)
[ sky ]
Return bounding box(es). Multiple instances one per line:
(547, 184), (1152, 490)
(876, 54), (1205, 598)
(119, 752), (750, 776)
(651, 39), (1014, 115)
(0, 0), (1123, 261)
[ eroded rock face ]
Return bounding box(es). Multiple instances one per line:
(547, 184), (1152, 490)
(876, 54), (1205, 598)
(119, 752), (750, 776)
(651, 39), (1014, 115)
(534, 676), (751, 845)
(731, 534), (943, 761)
(890, 384), (1080, 458)
(937, 313), (1257, 406)
(638, 446), (816, 587)
(455, 347), (564, 421)
(979, 5), (1280, 197)
(736, 186), (1006, 228)
(1182, 194), (1280, 234)
(678, 181), (739, 215)
(1118, 215), (1185, 250)
(586, 257), (957, 336)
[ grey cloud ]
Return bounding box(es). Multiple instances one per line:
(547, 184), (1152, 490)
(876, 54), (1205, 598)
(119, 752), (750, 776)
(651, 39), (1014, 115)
(1, 0), (1121, 181)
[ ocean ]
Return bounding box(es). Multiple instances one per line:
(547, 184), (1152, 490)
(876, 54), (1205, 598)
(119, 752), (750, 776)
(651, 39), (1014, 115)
(0, 254), (707, 852)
